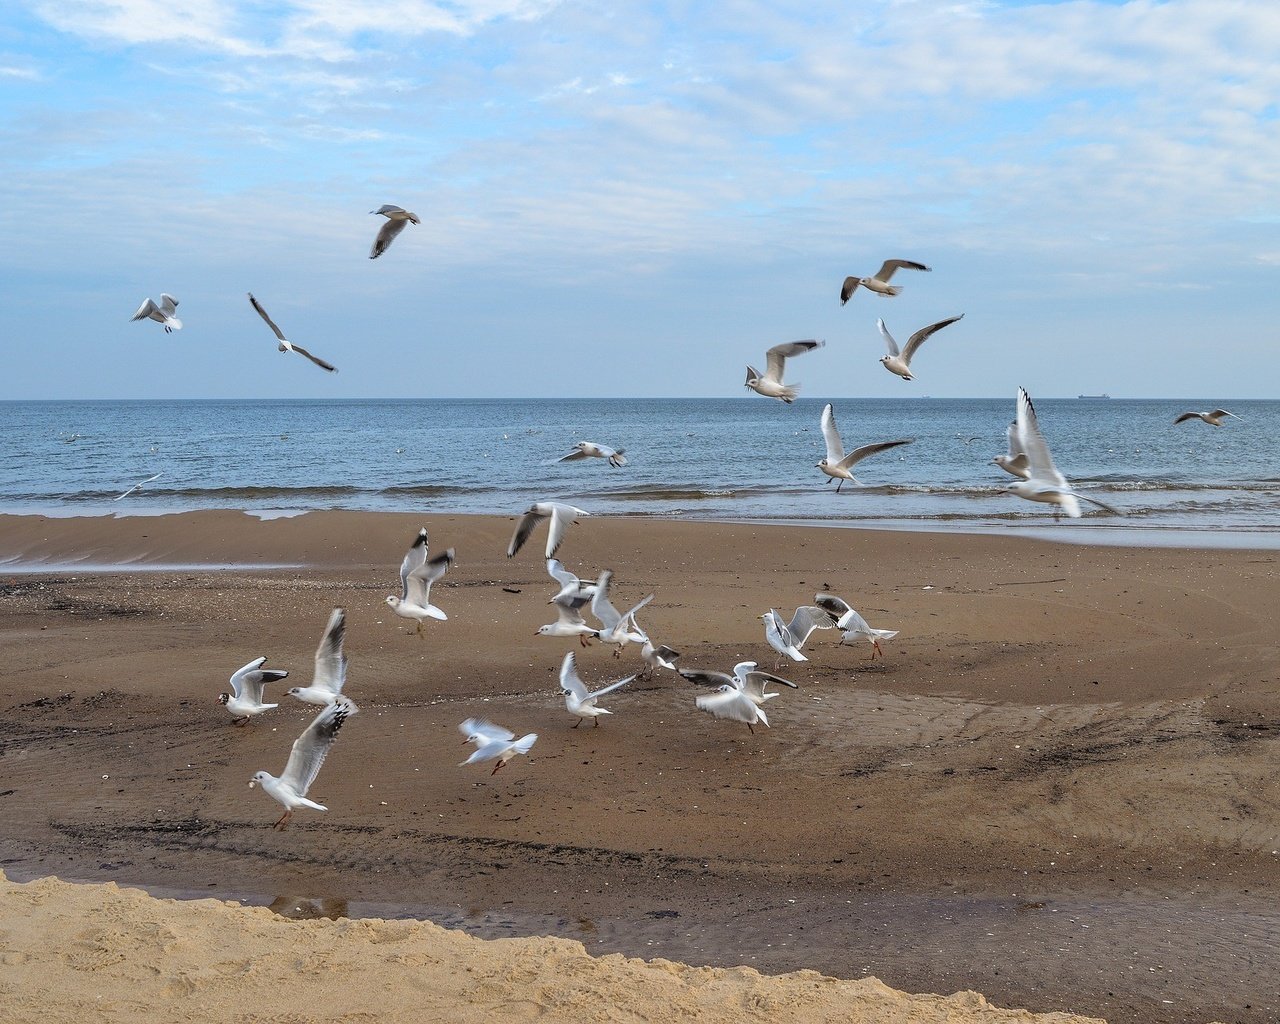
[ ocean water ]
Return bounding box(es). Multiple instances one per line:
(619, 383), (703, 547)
(2, 397), (1277, 544)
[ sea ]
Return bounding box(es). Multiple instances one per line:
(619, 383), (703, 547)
(2, 397), (1277, 547)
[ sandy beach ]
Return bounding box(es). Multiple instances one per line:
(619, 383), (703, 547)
(2, 510), (1277, 1023)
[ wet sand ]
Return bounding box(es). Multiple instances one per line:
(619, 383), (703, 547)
(2, 510), (1278, 1023)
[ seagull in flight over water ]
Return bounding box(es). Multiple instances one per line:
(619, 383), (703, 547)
(1174, 408), (1239, 427)
(993, 421), (1031, 480)
(1007, 387), (1119, 519)
(745, 339), (825, 403)
(130, 294), (182, 333)
(817, 403), (913, 492)
(114, 472), (162, 501)
(559, 441), (627, 468)
(876, 314), (964, 380)
(369, 204), (420, 259)
(247, 293), (338, 373)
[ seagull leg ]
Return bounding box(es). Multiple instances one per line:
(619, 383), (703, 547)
(273, 810), (292, 830)
(491, 760), (506, 776)
(836, 479), (844, 494)
(572, 718), (582, 729)
(594, 718), (601, 728)
(579, 634), (590, 647)
(748, 723), (755, 735)
(233, 717), (249, 727)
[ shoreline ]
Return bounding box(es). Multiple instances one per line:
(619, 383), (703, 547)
(3, 509), (1278, 1023)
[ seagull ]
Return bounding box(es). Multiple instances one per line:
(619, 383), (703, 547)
(590, 570), (654, 656)
(559, 651), (636, 728)
(114, 472), (162, 501)
(546, 558), (599, 605)
(369, 204), (420, 260)
(876, 314), (964, 380)
(131, 294), (182, 333)
(1008, 387), (1119, 519)
(760, 605), (837, 664)
(458, 718), (537, 775)
(559, 441), (627, 468)
(219, 657), (288, 725)
(745, 339), (824, 404)
(682, 662), (796, 733)
(1174, 408), (1239, 427)
(817, 403), (914, 493)
(247, 293), (338, 373)
(249, 698), (356, 829)
(285, 608), (354, 709)
(535, 595), (602, 646)
(507, 501), (590, 559)
(386, 528), (455, 632)
(638, 632), (681, 677)
(813, 593), (899, 659)
(993, 421), (1031, 480)
(840, 260), (930, 303)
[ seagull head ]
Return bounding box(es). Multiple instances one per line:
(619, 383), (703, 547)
(217, 692), (231, 705)
(248, 771), (269, 788)
(385, 596), (401, 610)
(285, 686), (304, 698)
(744, 366), (760, 389)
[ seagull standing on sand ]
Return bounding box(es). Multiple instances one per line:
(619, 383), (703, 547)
(590, 570), (654, 656)
(1174, 409), (1239, 427)
(114, 472), (162, 501)
(638, 632), (681, 677)
(745, 339), (824, 403)
(369, 204), (420, 259)
(219, 657), (288, 725)
(285, 608), (354, 709)
(559, 441), (627, 468)
(559, 651), (636, 728)
(247, 293), (338, 373)
(840, 260), (930, 303)
(876, 314), (964, 380)
(1007, 387), (1119, 519)
(386, 528), (455, 632)
(249, 698), (356, 829)
(993, 421), (1031, 480)
(814, 593), (899, 659)
(507, 502), (590, 559)
(130, 294), (182, 333)
(760, 605), (838, 664)
(458, 719), (537, 774)
(817, 403), (914, 493)
(682, 662), (797, 733)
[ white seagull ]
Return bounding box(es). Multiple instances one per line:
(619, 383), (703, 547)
(546, 558), (598, 605)
(1008, 387), (1119, 519)
(683, 662), (796, 733)
(386, 528), (455, 632)
(247, 293), (338, 373)
(876, 314), (964, 380)
(840, 259), (930, 303)
(1174, 408), (1239, 427)
(507, 501), (590, 559)
(458, 718), (537, 775)
(559, 441), (627, 468)
(745, 339), (825, 404)
(760, 605), (837, 663)
(638, 633), (681, 677)
(535, 595), (601, 646)
(114, 472), (162, 501)
(813, 593), (899, 659)
(817, 403), (914, 493)
(559, 651), (636, 728)
(285, 608), (354, 709)
(590, 570), (654, 656)
(993, 421), (1031, 480)
(369, 204), (420, 260)
(219, 656), (288, 725)
(130, 294), (182, 333)
(250, 698), (356, 829)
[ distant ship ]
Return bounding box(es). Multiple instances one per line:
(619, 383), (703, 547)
(1077, 393), (1111, 399)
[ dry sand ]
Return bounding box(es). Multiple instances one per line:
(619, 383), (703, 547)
(2, 510), (1278, 1023)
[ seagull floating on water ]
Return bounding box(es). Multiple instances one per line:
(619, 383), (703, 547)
(247, 292), (338, 373)
(1174, 408), (1239, 427)
(386, 528), (455, 633)
(814, 593), (899, 659)
(250, 698), (356, 829)
(507, 501), (590, 559)
(1007, 387), (1118, 519)
(285, 608), (354, 709)
(369, 204), (420, 259)
(876, 314), (964, 380)
(219, 656), (288, 725)
(459, 718), (537, 774)
(559, 441), (627, 468)
(817, 403), (913, 493)
(745, 339), (824, 403)
(130, 294), (182, 333)
(760, 605), (837, 664)
(840, 260), (929, 303)
(559, 651), (636, 728)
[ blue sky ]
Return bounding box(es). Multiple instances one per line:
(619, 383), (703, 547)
(2, 0), (1277, 399)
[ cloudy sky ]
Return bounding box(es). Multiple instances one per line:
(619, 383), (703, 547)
(2, 0), (1277, 399)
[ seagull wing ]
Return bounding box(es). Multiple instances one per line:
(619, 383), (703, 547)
(246, 292), (288, 342)
(786, 605), (838, 646)
(764, 339), (823, 383)
(558, 447), (591, 462)
(590, 570), (621, 628)
(312, 608), (348, 694)
(131, 298), (159, 322)
(677, 668), (736, 688)
(696, 688), (765, 725)
(555, 601), (589, 626)
(813, 592), (852, 620)
(159, 294), (179, 315)
(507, 507), (548, 558)
(287, 341), (338, 373)
(370, 217), (409, 260)
(840, 276), (859, 304)
(546, 559), (580, 591)
(545, 503), (584, 559)
(459, 718), (516, 744)
(1173, 412), (1199, 424)
(1208, 409), (1236, 420)
(399, 529), (428, 601)
(900, 313), (964, 364)
(409, 549), (454, 608)
(820, 403), (845, 462)
(742, 670), (798, 700)
(838, 437), (914, 471)
(280, 700), (356, 797)
(587, 672), (637, 701)
(1015, 387), (1068, 488)
(559, 651), (589, 701)
(876, 318), (900, 357)
(875, 259), (930, 281)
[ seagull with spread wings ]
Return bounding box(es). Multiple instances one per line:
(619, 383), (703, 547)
(760, 605), (838, 664)
(876, 314), (964, 380)
(744, 339), (825, 403)
(369, 204), (420, 259)
(507, 501), (590, 559)
(813, 593), (899, 659)
(458, 718), (537, 774)
(559, 651), (636, 728)
(1007, 387), (1119, 519)
(682, 661), (798, 733)
(1174, 408), (1239, 427)
(590, 570), (653, 656)
(219, 657), (288, 725)
(285, 608), (353, 709)
(130, 294), (182, 333)
(559, 441), (627, 468)
(840, 259), (930, 302)
(247, 292), (338, 373)
(817, 403), (914, 493)
(993, 420), (1031, 480)
(386, 528), (455, 633)
(249, 698), (357, 829)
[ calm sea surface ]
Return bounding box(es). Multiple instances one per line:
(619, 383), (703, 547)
(2, 397), (1277, 546)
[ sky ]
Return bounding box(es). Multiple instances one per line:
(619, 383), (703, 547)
(1, 0), (1277, 400)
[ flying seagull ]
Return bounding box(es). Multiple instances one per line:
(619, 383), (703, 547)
(840, 260), (930, 303)
(247, 293), (338, 373)
(1174, 408), (1239, 427)
(285, 608), (353, 709)
(535, 594), (601, 646)
(682, 662), (796, 733)
(114, 472), (162, 501)
(386, 528), (455, 632)
(131, 294), (182, 333)
(507, 501), (590, 559)
(1007, 387), (1119, 519)
(993, 421), (1031, 480)
(817, 403), (913, 493)
(219, 656), (288, 725)
(760, 605), (838, 664)
(589, 569), (653, 656)
(545, 558), (599, 605)
(369, 204), (420, 259)
(813, 593), (899, 659)
(249, 698), (357, 829)
(559, 441), (627, 468)
(876, 314), (964, 380)
(559, 651), (636, 728)
(458, 718), (537, 775)
(745, 339), (825, 403)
